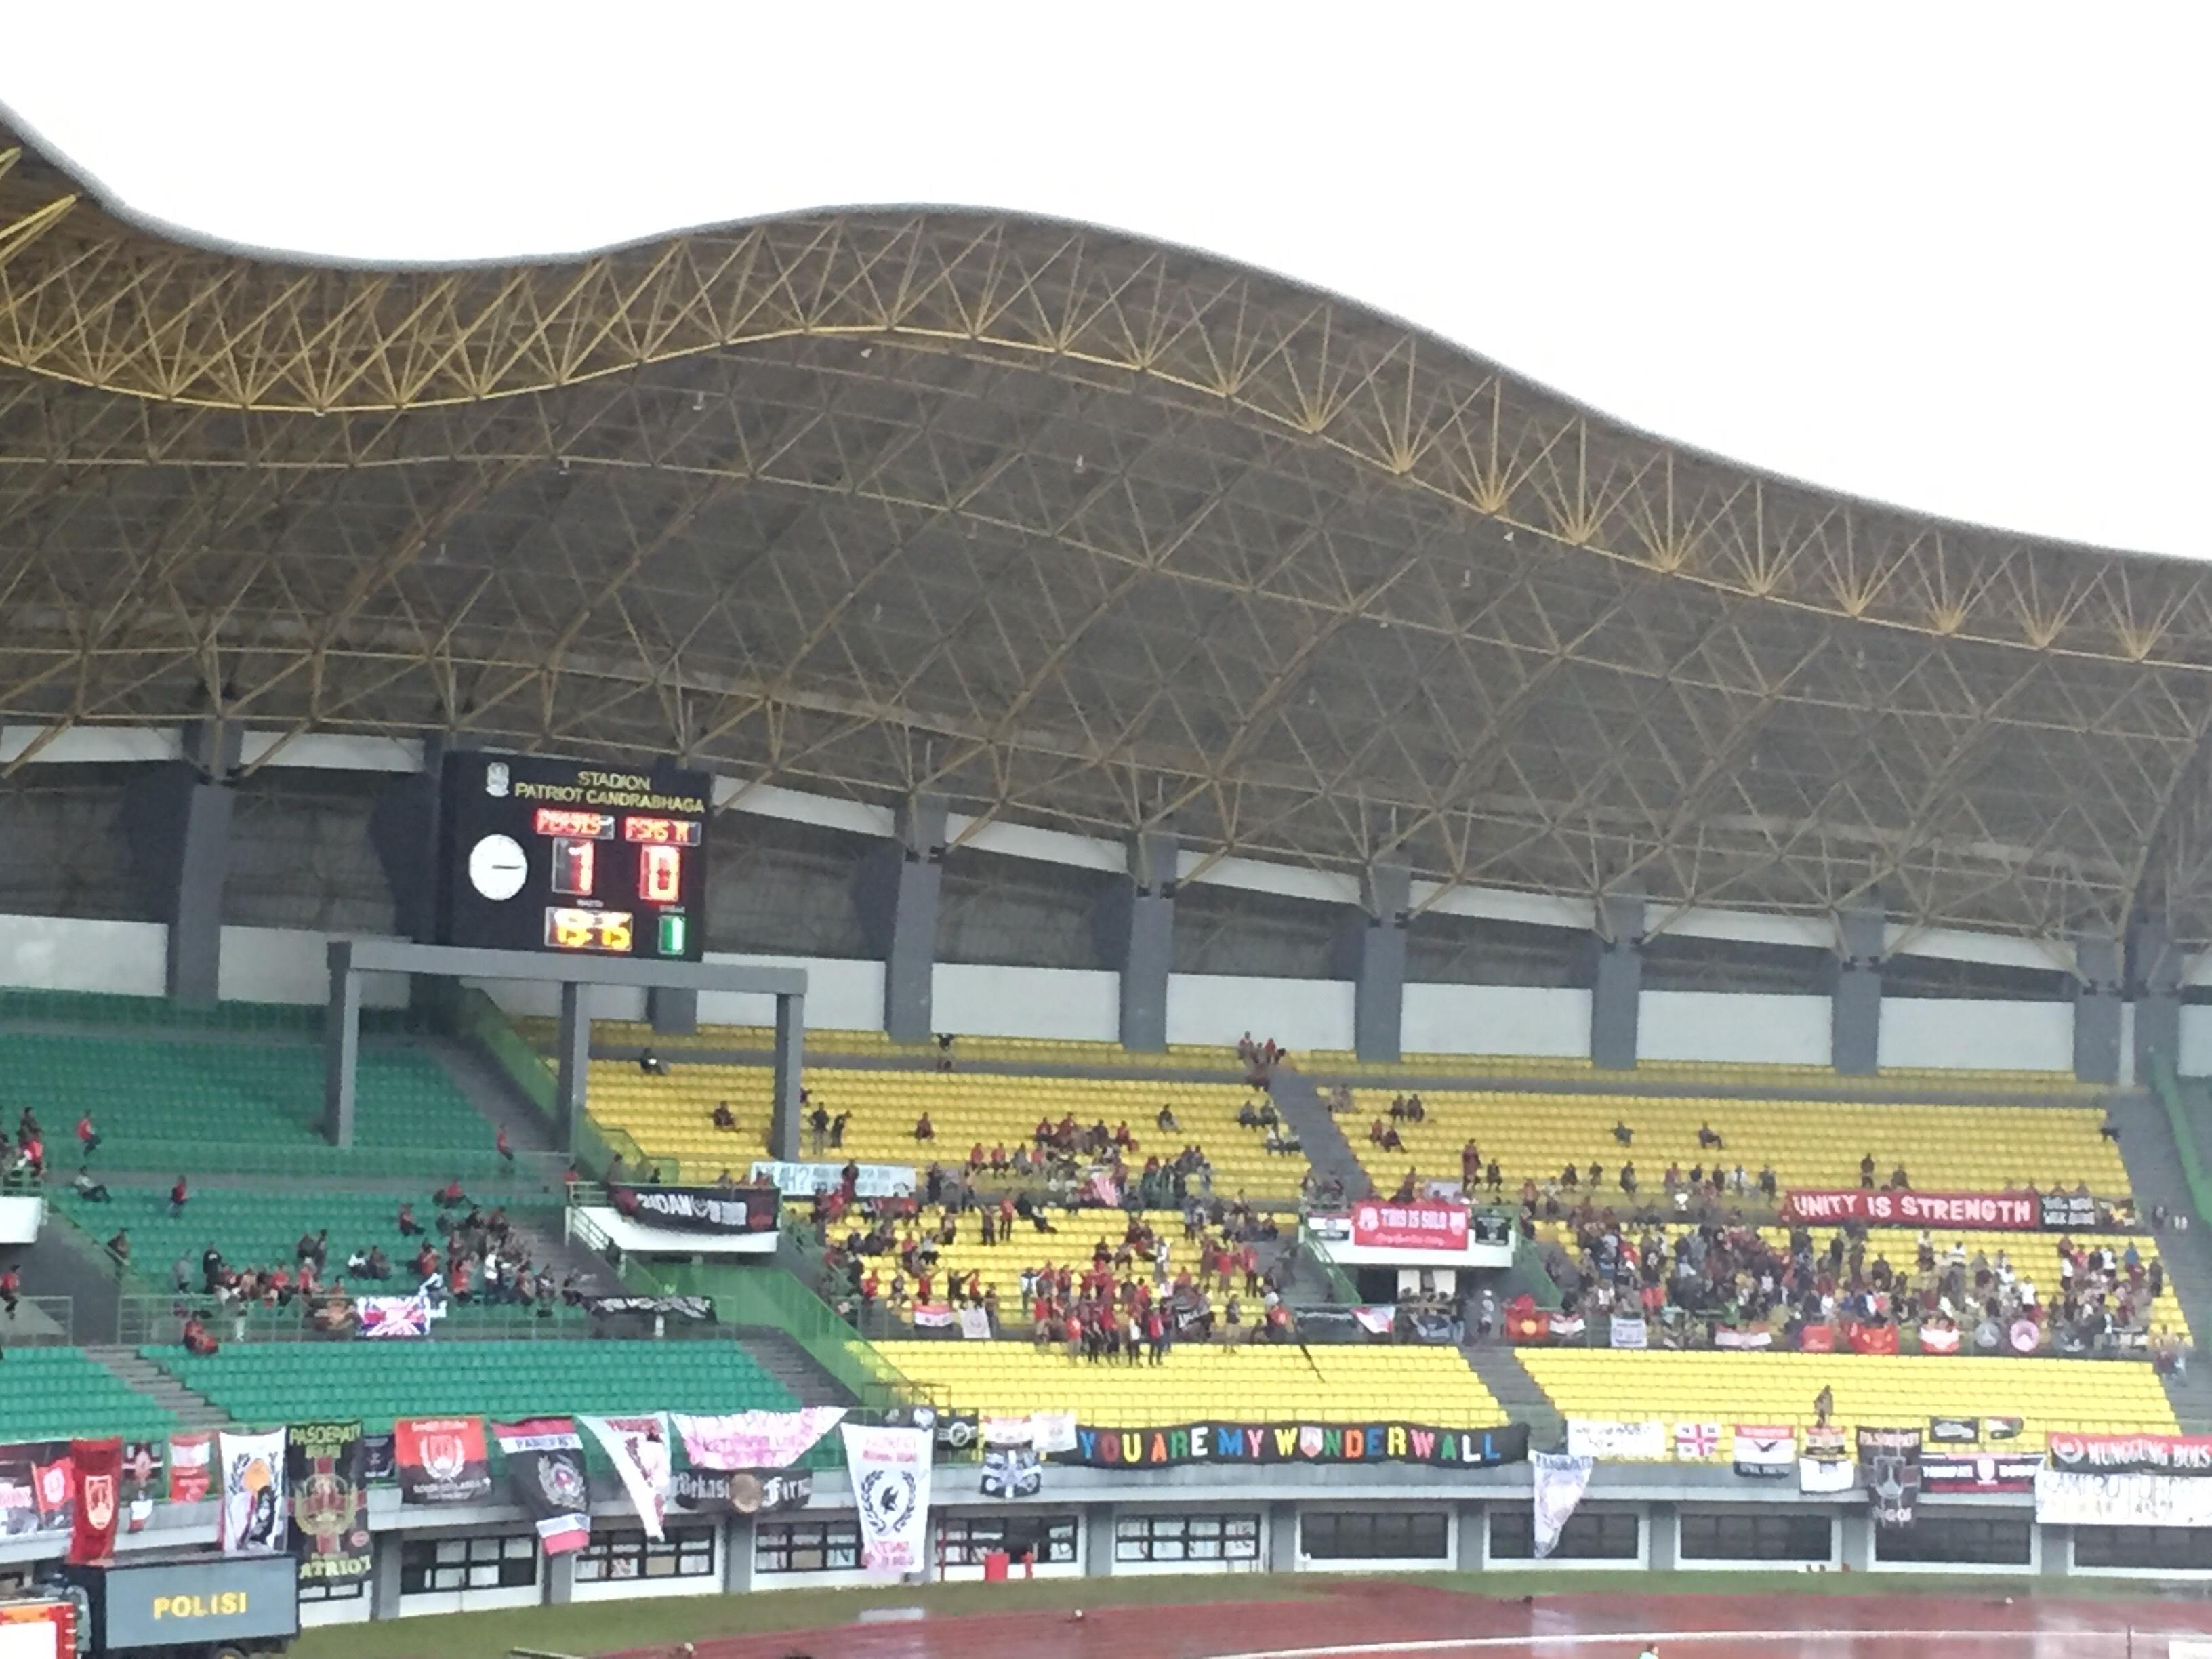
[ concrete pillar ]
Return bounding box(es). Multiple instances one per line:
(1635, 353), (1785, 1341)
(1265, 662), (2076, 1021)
(121, 727), (241, 1006)
(2131, 916), (2183, 1085)
(2041, 1522), (2069, 1577)
(1084, 1504), (1116, 1576)
(1094, 827), (1176, 1052)
(1645, 1500), (1677, 1569)
(1454, 1500), (1486, 1570)
(854, 795), (946, 1044)
(1837, 1507), (1873, 1570)
(1336, 863), (1409, 1063)
(1267, 1499), (1300, 1572)
(647, 985), (699, 1036)
(2074, 930), (2123, 1085)
(771, 991), (806, 1162)
(323, 941), (361, 1147)
(1590, 890), (1645, 1071)
(366, 732), (446, 943)
(369, 1533), (405, 1621)
(722, 1515), (755, 1593)
(544, 1547), (575, 1605)
(1833, 901), (1885, 1076)
(556, 981), (592, 1154)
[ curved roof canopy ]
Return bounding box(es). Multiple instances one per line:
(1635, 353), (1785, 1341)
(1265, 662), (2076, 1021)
(5, 133), (2212, 949)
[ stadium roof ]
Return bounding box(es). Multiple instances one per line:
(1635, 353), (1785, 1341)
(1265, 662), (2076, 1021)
(5, 131), (2212, 951)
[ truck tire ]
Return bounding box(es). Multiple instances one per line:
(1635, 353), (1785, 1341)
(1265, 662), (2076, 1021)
(211, 1645), (253, 1659)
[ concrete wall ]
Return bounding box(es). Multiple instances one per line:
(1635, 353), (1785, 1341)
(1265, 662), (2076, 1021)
(1879, 996), (2072, 1073)
(1165, 974), (1357, 1051)
(1400, 984), (1591, 1057)
(935, 964), (1120, 1042)
(1639, 991), (1832, 1067)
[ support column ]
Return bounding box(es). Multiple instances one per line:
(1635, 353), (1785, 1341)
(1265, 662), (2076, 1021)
(1454, 1500), (1487, 1571)
(323, 942), (361, 1147)
(1646, 1500), (1677, 1570)
(2074, 930), (2123, 1086)
(771, 990), (806, 1162)
(556, 981), (592, 1154)
(721, 1515), (755, 1593)
(2131, 915), (2183, 1085)
(121, 724), (241, 1007)
(369, 1533), (405, 1621)
(647, 985), (699, 1036)
(854, 795), (945, 1044)
(1267, 1500), (1300, 1572)
(1590, 890), (1645, 1071)
(1336, 863), (1409, 1064)
(1083, 1504), (1116, 1576)
(1832, 899), (1885, 1076)
(1094, 828), (1176, 1052)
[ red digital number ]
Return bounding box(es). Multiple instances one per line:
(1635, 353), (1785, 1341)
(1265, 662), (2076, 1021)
(638, 844), (682, 903)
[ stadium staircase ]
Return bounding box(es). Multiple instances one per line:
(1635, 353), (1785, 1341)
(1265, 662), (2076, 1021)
(85, 1345), (228, 1430)
(1266, 1064), (1365, 1196)
(2116, 1079), (2212, 1431)
(728, 1327), (859, 1408)
(1462, 1344), (1564, 1450)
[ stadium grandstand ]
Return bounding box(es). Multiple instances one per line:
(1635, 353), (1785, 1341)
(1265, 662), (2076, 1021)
(7, 117), (2212, 1647)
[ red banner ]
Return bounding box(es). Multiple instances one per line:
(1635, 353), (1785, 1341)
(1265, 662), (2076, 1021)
(1918, 1325), (1961, 1355)
(1798, 1323), (1837, 1352)
(1351, 1199), (1469, 1251)
(2047, 1432), (2212, 1474)
(1845, 1322), (1900, 1355)
(1780, 1188), (2036, 1227)
(68, 1439), (120, 1566)
(167, 1432), (212, 1504)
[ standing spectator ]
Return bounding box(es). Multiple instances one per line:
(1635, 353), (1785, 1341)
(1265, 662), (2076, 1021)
(0, 1263), (18, 1318)
(74, 1113), (99, 1164)
(495, 1126), (514, 1165)
(1814, 1384), (1834, 1427)
(167, 1176), (189, 1218)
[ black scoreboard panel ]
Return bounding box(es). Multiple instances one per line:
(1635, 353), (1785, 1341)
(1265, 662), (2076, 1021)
(436, 752), (710, 961)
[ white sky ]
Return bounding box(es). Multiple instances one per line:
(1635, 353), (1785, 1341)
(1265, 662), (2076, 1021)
(6, 3), (2209, 558)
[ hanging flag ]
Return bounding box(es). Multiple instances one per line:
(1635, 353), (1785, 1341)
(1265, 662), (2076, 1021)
(1607, 1314), (1647, 1349)
(1732, 1425), (1795, 1479)
(167, 1432), (213, 1504)
(394, 1418), (491, 1506)
(119, 1441), (161, 1534)
(217, 1430), (289, 1557)
(841, 1423), (933, 1576)
(1858, 1426), (1923, 1527)
(672, 1408), (845, 1471)
(493, 1419), (590, 1556)
(981, 1446), (1042, 1500)
(68, 1439), (121, 1566)
(580, 1416), (671, 1542)
(288, 1421), (372, 1590)
(1532, 1452), (1594, 1559)
(1673, 1422), (1720, 1461)
(1029, 1412), (1078, 1455)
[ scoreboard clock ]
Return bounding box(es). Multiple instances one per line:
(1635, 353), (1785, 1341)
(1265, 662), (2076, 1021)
(435, 752), (710, 960)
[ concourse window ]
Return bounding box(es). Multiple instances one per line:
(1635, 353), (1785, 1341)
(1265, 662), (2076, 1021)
(1303, 1509), (1450, 1561)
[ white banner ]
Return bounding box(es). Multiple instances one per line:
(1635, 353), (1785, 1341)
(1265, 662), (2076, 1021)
(1800, 1457), (1858, 1494)
(749, 1160), (916, 1199)
(581, 1415), (671, 1540)
(2035, 1469), (2212, 1528)
(1566, 1418), (1666, 1460)
(981, 1416), (1032, 1447)
(1030, 1411), (1077, 1454)
(1713, 1327), (1773, 1350)
(1608, 1314), (1647, 1349)
(1532, 1452), (1594, 1559)
(672, 1408), (846, 1471)
(842, 1423), (933, 1576)
(1733, 1425), (1795, 1477)
(958, 1306), (993, 1340)
(217, 1430), (288, 1557)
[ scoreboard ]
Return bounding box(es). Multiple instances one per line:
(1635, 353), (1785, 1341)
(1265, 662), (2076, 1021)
(436, 752), (710, 961)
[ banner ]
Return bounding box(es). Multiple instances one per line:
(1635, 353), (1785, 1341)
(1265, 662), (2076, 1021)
(581, 1295), (717, 1322)
(750, 1160), (914, 1199)
(672, 1408), (846, 1472)
(361, 1435), (396, 1486)
(1782, 1189), (2036, 1228)
(1858, 1427), (1922, 1528)
(2041, 1191), (2099, 1229)
(0, 1446), (66, 1539)
(167, 1432), (213, 1504)
(1351, 1306), (1396, 1337)
(842, 1423), (933, 1575)
(218, 1429), (289, 1557)
(288, 1421), (372, 1589)
(1608, 1314), (1647, 1350)
(1567, 1419), (1666, 1460)
(2036, 1468), (2212, 1528)
(1985, 1416), (2024, 1441)
(1066, 1420), (1529, 1469)
(1733, 1426), (1795, 1479)
(1928, 1416), (1979, 1443)
(581, 1416), (671, 1541)
(612, 1184), (779, 1235)
(1714, 1327), (1773, 1350)
(670, 1467), (813, 1515)
(394, 1418), (492, 1506)
(1846, 1323), (1900, 1355)
(1925, 1452), (2041, 1495)
(356, 1294), (438, 1338)
(1548, 1313), (1586, 1340)
(1800, 1456), (1857, 1494)
(1030, 1412), (1077, 1455)
(2047, 1432), (2212, 1475)
(1351, 1199), (1469, 1252)
(493, 1419), (590, 1555)
(981, 1416), (1032, 1447)
(1674, 1422), (1719, 1460)
(981, 1447), (1042, 1500)
(959, 1306), (993, 1340)
(68, 1439), (120, 1566)
(1917, 1325), (1961, 1355)
(120, 1441), (161, 1534)
(1532, 1452), (1593, 1559)
(1798, 1324), (1837, 1353)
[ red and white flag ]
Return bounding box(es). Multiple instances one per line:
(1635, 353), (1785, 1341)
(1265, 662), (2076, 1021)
(1673, 1421), (1719, 1460)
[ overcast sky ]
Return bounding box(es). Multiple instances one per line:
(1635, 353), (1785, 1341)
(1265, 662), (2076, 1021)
(7, 4), (2207, 558)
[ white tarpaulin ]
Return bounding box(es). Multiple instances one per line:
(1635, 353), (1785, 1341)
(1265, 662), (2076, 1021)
(1030, 1412), (1078, 1454)
(2035, 1468), (2212, 1528)
(1566, 1418), (1666, 1460)
(1800, 1457), (1857, 1494)
(842, 1422), (933, 1576)
(1532, 1452), (1594, 1559)
(749, 1160), (915, 1199)
(216, 1429), (288, 1557)
(1608, 1314), (1647, 1349)
(581, 1414), (671, 1540)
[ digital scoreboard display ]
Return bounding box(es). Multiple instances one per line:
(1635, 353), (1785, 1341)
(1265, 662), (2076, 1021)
(436, 752), (710, 960)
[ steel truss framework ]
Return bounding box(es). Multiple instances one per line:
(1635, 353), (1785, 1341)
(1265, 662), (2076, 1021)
(3, 134), (2211, 954)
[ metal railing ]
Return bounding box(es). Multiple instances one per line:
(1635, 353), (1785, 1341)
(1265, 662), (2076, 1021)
(117, 1290), (602, 1347)
(1, 1295), (74, 1346)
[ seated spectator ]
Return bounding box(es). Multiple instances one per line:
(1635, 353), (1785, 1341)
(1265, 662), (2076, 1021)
(1612, 1120), (1633, 1146)
(712, 1101), (738, 1131)
(70, 1170), (110, 1203)
(182, 1313), (220, 1357)
(1155, 1103), (1179, 1131)
(1696, 1122), (1723, 1149)
(914, 1111), (935, 1141)
(638, 1048), (666, 1076)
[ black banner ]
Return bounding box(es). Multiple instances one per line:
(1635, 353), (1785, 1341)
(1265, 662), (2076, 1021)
(982, 1447), (1042, 1499)
(1858, 1426), (1923, 1528)
(611, 1185), (779, 1235)
(1984, 1416), (2023, 1441)
(0, 1442), (72, 1538)
(493, 1419), (590, 1555)
(2040, 1191), (2098, 1229)
(582, 1295), (717, 1323)
(1923, 1452), (2040, 1494)
(288, 1421), (372, 1589)
(1065, 1420), (1530, 1470)
(670, 1467), (813, 1515)
(1927, 1416), (1978, 1444)
(394, 1418), (493, 1507)
(359, 1435), (396, 1485)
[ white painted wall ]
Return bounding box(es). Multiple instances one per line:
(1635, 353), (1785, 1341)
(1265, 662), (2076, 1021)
(218, 925), (409, 1008)
(934, 964), (1120, 1042)
(0, 914), (165, 997)
(477, 953), (882, 1031)
(1166, 974), (1356, 1051)
(1640, 991), (1831, 1067)
(1879, 996), (2072, 1073)
(1400, 984), (1591, 1057)
(2181, 1005), (2212, 1077)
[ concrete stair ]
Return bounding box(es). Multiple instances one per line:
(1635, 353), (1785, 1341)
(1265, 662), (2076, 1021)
(86, 1344), (228, 1429)
(1267, 1064), (1365, 1198)
(731, 1327), (859, 1408)
(1462, 1343), (1565, 1451)
(2104, 1088), (2212, 1430)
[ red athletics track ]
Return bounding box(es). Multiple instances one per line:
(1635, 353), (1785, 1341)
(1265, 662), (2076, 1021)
(614, 1584), (2212, 1659)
